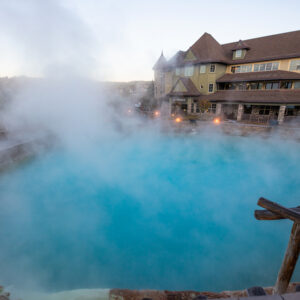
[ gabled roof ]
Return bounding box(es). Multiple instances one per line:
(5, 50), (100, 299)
(231, 40), (250, 51)
(207, 89), (300, 104)
(155, 30), (300, 69)
(153, 52), (167, 70)
(168, 77), (201, 97)
(217, 70), (300, 83)
(188, 32), (228, 64)
(222, 30), (300, 64)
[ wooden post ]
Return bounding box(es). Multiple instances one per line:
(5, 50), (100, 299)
(274, 222), (300, 294)
(255, 197), (300, 294)
(257, 197), (300, 223)
(255, 207), (300, 221)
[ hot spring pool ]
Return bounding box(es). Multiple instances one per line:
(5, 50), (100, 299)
(0, 133), (299, 293)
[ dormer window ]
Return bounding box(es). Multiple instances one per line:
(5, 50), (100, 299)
(232, 40), (250, 60)
(235, 50), (242, 58)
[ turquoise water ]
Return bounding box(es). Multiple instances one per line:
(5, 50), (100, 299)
(0, 133), (300, 292)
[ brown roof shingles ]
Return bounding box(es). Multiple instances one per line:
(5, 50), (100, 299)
(206, 89), (300, 104)
(168, 77), (201, 97)
(222, 30), (300, 64)
(217, 70), (300, 83)
(188, 32), (229, 64)
(162, 30), (300, 68)
(231, 40), (250, 51)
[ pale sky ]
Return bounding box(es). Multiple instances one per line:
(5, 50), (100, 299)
(0, 0), (299, 82)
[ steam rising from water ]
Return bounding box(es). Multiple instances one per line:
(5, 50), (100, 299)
(0, 130), (300, 294)
(0, 1), (299, 298)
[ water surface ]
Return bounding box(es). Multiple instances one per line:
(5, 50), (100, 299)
(0, 133), (299, 292)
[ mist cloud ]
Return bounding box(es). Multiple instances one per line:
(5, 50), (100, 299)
(0, 0), (97, 78)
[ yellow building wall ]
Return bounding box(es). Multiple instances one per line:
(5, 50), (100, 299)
(225, 57), (300, 73)
(167, 63), (227, 95)
(156, 57), (300, 99)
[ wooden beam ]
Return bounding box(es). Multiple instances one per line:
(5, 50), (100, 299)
(257, 198), (300, 223)
(274, 222), (300, 294)
(255, 207), (300, 220)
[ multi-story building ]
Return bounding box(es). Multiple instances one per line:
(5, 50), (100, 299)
(153, 30), (300, 124)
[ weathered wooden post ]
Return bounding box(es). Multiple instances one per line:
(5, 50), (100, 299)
(255, 197), (300, 295)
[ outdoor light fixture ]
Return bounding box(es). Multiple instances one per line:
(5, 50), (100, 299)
(213, 118), (220, 124)
(175, 117), (182, 123)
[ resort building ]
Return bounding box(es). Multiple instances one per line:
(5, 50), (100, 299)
(153, 30), (300, 124)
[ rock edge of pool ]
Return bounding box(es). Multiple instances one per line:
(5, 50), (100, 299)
(1, 283), (300, 300)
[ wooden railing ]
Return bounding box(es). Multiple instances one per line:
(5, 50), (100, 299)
(241, 114), (272, 124)
(255, 198), (300, 294)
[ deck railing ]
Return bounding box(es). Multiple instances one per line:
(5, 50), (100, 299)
(241, 114), (272, 124)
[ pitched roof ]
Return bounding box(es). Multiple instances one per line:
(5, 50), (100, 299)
(168, 77), (201, 97)
(231, 40), (250, 51)
(206, 89), (300, 104)
(188, 32), (228, 64)
(216, 70), (300, 83)
(156, 30), (300, 69)
(153, 52), (167, 70)
(222, 30), (300, 64)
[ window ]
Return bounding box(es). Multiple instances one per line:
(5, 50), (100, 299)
(210, 64), (216, 73)
(208, 83), (214, 93)
(195, 100), (200, 113)
(200, 65), (206, 73)
(285, 106), (295, 116)
(235, 50), (242, 58)
(272, 62), (279, 70)
(211, 104), (217, 113)
(259, 106), (271, 115)
(244, 105), (252, 114)
(232, 65), (252, 73)
(235, 66), (241, 73)
(265, 82), (280, 90)
(181, 104), (188, 112)
(218, 83), (225, 90)
(266, 63), (272, 71)
(249, 82), (263, 90)
(294, 81), (300, 89)
(290, 60), (300, 71)
(265, 82), (272, 89)
(224, 83), (237, 90)
(253, 62), (279, 72)
(175, 68), (181, 76)
(259, 64), (266, 71)
(184, 66), (194, 77)
(280, 81), (292, 89)
(191, 100), (199, 113)
(238, 83), (247, 90)
(241, 65), (252, 72)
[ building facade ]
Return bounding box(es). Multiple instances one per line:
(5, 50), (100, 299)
(153, 31), (300, 125)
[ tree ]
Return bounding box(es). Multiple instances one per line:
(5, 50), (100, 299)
(198, 100), (211, 113)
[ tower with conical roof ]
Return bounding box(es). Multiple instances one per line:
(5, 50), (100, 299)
(153, 51), (167, 99)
